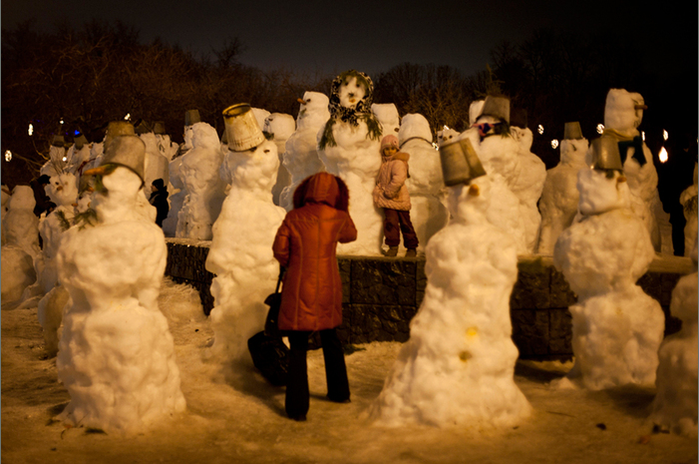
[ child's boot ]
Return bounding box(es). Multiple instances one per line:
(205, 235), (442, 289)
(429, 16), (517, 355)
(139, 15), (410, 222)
(405, 248), (417, 258)
(385, 246), (398, 257)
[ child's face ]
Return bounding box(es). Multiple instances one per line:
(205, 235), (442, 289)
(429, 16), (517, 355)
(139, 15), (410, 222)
(382, 146), (397, 156)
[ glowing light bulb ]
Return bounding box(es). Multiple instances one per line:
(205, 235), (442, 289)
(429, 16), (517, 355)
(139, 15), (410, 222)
(659, 147), (668, 163)
(641, 131), (646, 141)
(28, 124), (34, 136)
(551, 139), (559, 149)
(4, 150), (12, 162)
(596, 124), (605, 135)
(537, 124), (544, 135)
(124, 113), (131, 120)
(62, 156), (68, 162)
(663, 129), (669, 141)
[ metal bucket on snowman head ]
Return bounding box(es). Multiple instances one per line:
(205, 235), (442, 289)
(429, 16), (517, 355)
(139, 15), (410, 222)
(564, 121), (583, 140)
(222, 103), (267, 152)
(479, 96), (510, 124)
(589, 135), (623, 171)
(439, 137), (487, 186)
(184, 109), (201, 127)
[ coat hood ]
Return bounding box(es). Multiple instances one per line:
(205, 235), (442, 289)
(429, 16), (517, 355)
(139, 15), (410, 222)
(293, 172), (349, 212)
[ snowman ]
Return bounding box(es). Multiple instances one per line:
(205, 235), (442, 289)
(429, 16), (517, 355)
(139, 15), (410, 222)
(56, 135), (186, 433)
(401, 113), (448, 248)
(177, 121), (226, 240)
(163, 155), (186, 237)
(317, 70), (384, 255)
(153, 121), (179, 162)
(553, 135), (664, 390)
(263, 112), (296, 206)
(1, 186), (39, 307)
(679, 162), (698, 256)
(602, 88), (665, 252)
(537, 122), (589, 255)
(649, 242), (697, 436)
(369, 148), (531, 427)
(508, 110), (546, 251)
(65, 134), (92, 178)
(206, 103), (286, 365)
(35, 172), (78, 356)
(372, 103), (401, 137)
(139, 124), (170, 189)
(459, 96), (528, 253)
(279, 91), (329, 211)
(40, 135), (68, 178)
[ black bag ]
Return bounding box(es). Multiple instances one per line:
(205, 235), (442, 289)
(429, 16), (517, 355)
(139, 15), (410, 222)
(247, 331), (289, 386)
(248, 267), (289, 386)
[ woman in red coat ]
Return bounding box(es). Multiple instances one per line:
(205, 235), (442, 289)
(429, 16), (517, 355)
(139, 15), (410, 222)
(272, 172), (357, 421)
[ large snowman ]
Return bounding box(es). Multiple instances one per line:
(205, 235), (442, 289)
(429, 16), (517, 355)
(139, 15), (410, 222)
(369, 149), (531, 427)
(602, 88), (668, 252)
(317, 70), (384, 255)
(553, 135), (664, 390)
(279, 91), (329, 211)
(177, 121), (226, 240)
(36, 172), (78, 356)
(206, 104), (286, 365)
(459, 96), (529, 253)
(537, 122), (589, 255)
(401, 113), (448, 249)
(56, 135), (185, 434)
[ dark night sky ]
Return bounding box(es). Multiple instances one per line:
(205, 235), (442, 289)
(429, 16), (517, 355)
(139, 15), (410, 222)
(3, 0), (696, 79)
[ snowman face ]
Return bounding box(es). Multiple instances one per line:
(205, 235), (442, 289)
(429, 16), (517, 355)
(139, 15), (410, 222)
(338, 76), (367, 109)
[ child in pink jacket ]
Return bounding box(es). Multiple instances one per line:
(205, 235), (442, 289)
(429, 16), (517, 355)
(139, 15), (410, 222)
(373, 134), (419, 257)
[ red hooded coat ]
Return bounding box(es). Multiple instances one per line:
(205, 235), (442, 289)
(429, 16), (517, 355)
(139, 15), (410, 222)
(272, 173), (357, 331)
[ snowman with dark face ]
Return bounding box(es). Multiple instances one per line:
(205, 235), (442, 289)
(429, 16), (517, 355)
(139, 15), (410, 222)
(553, 136), (664, 390)
(318, 70), (384, 255)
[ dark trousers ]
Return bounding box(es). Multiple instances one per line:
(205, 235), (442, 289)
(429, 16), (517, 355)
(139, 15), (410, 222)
(285, 329), (350, 418)
(383, 208), (419, 248)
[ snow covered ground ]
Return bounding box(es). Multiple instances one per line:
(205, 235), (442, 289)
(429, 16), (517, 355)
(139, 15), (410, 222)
(2, 279), (696, 464)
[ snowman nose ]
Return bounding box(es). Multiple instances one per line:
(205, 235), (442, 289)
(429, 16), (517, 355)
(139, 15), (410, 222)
(297, 98), (305, 104)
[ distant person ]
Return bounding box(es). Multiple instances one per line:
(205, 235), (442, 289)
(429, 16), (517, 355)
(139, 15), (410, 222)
(30, 174), (55, 217)
(148, 178), (169, 228)
(272, 172), (357, 421)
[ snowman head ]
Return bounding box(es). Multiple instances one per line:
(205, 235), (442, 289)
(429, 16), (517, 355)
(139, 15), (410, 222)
(329, 70), (373, 117)
(604, 89), (646, 135)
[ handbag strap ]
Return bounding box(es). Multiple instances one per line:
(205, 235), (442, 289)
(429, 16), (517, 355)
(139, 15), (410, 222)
(275, 266), (286, 294)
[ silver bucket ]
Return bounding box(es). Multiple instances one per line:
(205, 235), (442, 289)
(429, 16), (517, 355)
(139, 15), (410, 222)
(222, 103), (266, 152)
(590, 135), (623, 171)
(439, 138), (486, 186)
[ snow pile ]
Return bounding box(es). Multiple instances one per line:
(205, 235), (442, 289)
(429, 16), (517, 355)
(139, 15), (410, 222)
(318, 70), (384, 255)
(537, 129), (589, 255)
(55, 137), (186, 434)
(369, 175), (531, 427)
(280, 91), (329, 211)
(650, 248), (698, 437)
(177, 122), (226, 240)
(1, 186), (40, 306)
(401, 113), (448, 249)
(554, 160), (664, 390)
(206, 138), (285, 364)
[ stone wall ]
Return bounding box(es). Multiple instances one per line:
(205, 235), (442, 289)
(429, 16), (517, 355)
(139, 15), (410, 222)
(165, 239), (691, 360)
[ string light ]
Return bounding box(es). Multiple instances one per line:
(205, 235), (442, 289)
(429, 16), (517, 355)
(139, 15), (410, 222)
(659, 147), (668, 163)
(663, 130), (669, 141)
(28, 124), (34, 136)
(4, 150), (12, 162)
(537, 124), (544, 135)
(551, 139), (559, 149)
(596, 124), (605, 135)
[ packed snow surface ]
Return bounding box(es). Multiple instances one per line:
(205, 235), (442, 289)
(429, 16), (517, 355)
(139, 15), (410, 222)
(1, 278), (697, 463)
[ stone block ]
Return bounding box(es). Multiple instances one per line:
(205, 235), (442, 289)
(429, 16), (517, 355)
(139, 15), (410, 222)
(511, 309), (550, 357)
(549, 308), (573, 354)
(550, 268), (577, 308)
(350, 258), (417, 306)
(511, 259), (551, 309)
